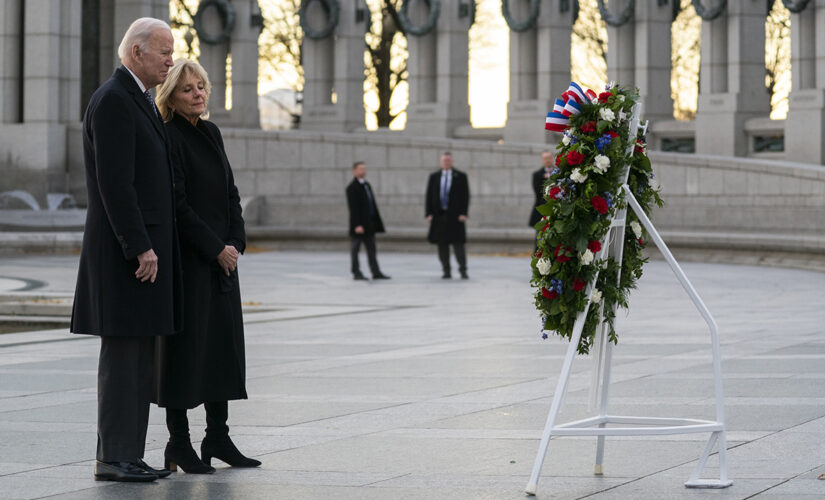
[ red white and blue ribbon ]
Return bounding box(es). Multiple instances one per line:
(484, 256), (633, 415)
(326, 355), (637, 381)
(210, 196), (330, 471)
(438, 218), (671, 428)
(545, 82), (598, 132)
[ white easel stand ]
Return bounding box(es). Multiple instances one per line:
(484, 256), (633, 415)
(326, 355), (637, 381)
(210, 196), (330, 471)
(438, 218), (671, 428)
(525, 108), (733, 496)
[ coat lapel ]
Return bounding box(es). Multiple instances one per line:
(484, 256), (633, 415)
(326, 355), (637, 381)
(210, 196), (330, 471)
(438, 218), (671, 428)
(114, 67), (166, 140)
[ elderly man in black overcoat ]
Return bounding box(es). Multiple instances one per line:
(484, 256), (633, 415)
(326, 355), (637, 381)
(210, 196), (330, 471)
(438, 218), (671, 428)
(529, 151), (555, 249)
(70, 18), (181, 482)
(346, 161), (389, 280)
(425, 152), (470, 279)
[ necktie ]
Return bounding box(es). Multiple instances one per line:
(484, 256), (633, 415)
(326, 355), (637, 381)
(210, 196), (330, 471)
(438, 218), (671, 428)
(143, 90), (159, 119)
(440, 172), (449, 210)
(364, 183), (376, 215)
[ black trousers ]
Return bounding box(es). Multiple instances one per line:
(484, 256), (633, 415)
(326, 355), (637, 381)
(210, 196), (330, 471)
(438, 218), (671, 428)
(97, 335), (155, 462)
(438, 242), (466, 274)
(350, 235), (381, 276)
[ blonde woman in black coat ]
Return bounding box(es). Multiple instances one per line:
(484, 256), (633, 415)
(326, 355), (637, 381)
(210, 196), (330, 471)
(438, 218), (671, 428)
(154, 59), (259, 474)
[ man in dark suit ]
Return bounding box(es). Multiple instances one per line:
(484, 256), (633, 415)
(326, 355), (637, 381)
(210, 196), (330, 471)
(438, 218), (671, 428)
(346, 161), (390, 280)
(426, 152), (470, 279)
(70, 18), (181, 482)
(530, 151), (555, 249)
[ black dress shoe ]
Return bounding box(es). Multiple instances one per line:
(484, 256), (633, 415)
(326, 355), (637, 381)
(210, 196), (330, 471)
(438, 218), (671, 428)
(164, 442), (215, 474)
(353, 273), (368, 280)
(136, 459), (171, 478)
(94, 461), (158, 482)
(442, 273), (452, 279)
(202, 436), (261, 468)
(460, 272), (469, 280)
(372, 273), (391, 280)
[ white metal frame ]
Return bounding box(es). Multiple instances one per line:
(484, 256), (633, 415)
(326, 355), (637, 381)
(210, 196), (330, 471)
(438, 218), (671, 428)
(525, 105), (733, 496)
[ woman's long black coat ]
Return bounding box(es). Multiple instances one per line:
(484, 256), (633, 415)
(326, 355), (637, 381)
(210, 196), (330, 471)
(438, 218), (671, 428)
(154, 113), (248, 409)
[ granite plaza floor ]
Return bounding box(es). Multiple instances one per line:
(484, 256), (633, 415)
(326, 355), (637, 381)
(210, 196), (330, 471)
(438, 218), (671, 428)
(0, 249), (824, 499)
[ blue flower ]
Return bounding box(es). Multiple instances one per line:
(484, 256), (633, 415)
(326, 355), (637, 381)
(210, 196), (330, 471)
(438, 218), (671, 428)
(549, 278), (563, 294)
(551, 167), (561, 176)
(541, 332), (548, 340)
(595, 133), (613, 153)
(604, 191), (614, 208)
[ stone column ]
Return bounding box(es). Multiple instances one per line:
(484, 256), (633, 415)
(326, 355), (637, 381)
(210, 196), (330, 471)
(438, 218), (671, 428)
(604, 0), (672, 124)
(226, 0), (262, 128)
(633, 0), (673, 125)
(785, 0), (825, 164)
(503, 0), (574, 144)
(0, 0), (23, 123)
(302, 0), (367, 132)
(111, 0), (169, 69)
(695, 1), (770, 156)
(197, 3), (231, 120)
(605, 0), (635, 88)
(405, 0), (472, 137)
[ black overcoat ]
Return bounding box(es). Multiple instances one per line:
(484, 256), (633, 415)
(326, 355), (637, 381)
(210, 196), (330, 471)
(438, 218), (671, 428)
(529, 167), (549, 227)
(154, 113), (248, 408)
(70, 67), (183, 337)
(346, 178), (385, 236)
(425, 168), (470, 244)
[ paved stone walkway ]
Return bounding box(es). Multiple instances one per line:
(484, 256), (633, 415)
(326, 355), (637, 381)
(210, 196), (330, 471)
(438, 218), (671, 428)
(0, 250), (824, 499)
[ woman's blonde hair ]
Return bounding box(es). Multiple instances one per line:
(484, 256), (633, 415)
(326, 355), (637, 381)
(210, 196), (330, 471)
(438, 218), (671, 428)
(155, 59), (211, 122)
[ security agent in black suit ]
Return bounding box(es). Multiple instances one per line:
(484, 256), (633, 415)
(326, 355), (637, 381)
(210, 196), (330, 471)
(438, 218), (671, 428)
(69, 18), (181, 483)
(426, 152), (470, 279)
(346, 161), (390, 280)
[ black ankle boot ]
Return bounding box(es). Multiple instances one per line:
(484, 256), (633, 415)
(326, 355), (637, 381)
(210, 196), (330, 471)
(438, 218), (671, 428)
(202, 402), (261, 468)
(200, 435), (261, 468)
(164, 442), (216, 474)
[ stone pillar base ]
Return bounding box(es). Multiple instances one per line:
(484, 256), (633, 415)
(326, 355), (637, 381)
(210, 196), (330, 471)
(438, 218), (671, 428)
(301, 104), (365, 133)
(503, 100), (553, 144)
(405, 103), (464, 138)
(785, 88), (825, 164)
(695, 92), (766, 157)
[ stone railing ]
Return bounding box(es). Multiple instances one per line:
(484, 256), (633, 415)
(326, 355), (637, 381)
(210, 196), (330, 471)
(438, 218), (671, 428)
(64, 126), (825, 260)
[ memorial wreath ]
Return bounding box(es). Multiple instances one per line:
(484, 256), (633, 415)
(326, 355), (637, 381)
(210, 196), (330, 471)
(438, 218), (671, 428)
(532, 82), (663, 355)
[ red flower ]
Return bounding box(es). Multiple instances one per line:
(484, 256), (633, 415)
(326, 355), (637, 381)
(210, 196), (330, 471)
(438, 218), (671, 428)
(548, 186), (562, 200)
(542, 223), (550, 232)
(606, 130), (619, 139)
(635, 140), (645, 154)
(555, 154), (562, 166)
(581, 121), (596, 133)
(591, 196), (609, 214)
(554, 245), (571, 263)
(637, 238), (644, 246)
(542, 287), (559, 300)
(536, 250), (543, 259)
(573, 278), (587, 292)
(566, 150), (585, 166)
(588, 240), (602, 253)
(598, 91), (612, 103)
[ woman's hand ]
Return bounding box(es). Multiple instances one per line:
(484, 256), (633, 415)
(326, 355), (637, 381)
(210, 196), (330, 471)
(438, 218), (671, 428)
(217, 245), (239, 276)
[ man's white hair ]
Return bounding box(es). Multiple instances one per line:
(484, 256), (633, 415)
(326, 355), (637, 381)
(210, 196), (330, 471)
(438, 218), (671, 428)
(117, 17), (171, 63)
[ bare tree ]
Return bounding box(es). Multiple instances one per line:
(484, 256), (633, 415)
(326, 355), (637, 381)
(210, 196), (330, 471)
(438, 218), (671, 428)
(364, 0), (407, 128)
(571, 0), (607, 92)
(259, 0), (304, 93)
(765, 1), (791, 119)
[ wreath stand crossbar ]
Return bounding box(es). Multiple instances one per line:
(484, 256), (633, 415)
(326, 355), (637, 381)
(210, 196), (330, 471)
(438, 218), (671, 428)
(525, 105), (733, 495)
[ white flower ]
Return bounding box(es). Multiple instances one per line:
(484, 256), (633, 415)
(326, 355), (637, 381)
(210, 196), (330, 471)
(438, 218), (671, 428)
(580, 249), (594, 265)
(630, 221), (643, 238)
(618, 95), (625, 102)
(606, 81), (616, 90)
(593, 154), (610, 173)
(599, 107), (615, 122)
(570, 168), (588, 183)
(591, 289), (603, 303)
(562, 134), (571, 146)
(536, 258), (552, 275)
